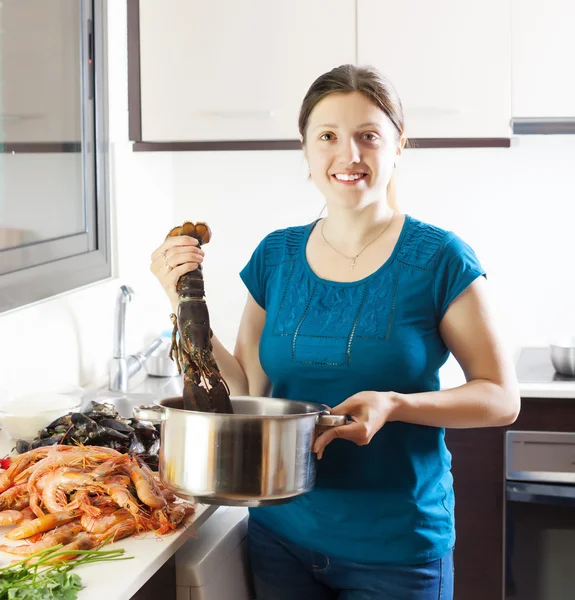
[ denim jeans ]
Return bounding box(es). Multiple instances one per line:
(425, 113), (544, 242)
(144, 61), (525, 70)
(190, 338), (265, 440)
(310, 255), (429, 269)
(247, 519), (454, 600)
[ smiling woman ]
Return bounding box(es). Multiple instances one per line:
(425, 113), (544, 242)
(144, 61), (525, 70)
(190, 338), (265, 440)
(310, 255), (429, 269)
(149, 63), (520, 600)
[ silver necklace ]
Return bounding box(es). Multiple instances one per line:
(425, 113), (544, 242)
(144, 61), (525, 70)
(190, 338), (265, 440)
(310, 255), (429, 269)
(321, 213), (396, 271)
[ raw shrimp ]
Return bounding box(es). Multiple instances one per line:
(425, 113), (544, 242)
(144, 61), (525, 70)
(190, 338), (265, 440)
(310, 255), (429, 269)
(80, 508), (132, 534)
(95, 517), (137, 543)
(5, 509), (79, 540)
(42, 531), (99, 563)
(0, 484), (28, 511)
(0, 509), (25, 526)
(0, 446), (72, 493)
(153, 502), (195, 534)
(0, 522), (83, 556)
(25, 450), (118, 517)
(41, 468), (97, 513)
(125, 458), (166, 509)
(87, 481), (142, 516)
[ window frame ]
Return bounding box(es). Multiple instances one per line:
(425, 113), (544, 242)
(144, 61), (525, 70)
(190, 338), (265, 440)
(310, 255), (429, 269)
(0, 0), (111, 314)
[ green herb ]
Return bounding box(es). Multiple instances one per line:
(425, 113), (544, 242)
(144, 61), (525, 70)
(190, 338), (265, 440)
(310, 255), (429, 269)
(0, 540), (133, 600)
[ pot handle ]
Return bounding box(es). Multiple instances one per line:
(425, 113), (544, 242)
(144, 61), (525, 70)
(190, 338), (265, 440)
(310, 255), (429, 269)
(316, 408), (348, 434)
(133, 404), (166, 424)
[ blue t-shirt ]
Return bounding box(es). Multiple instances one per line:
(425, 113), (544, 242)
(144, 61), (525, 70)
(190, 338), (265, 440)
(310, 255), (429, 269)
(239, 214), (485, 565)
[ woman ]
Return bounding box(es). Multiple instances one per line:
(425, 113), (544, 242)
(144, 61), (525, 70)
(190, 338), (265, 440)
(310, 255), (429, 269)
(150, 65), (520, 600)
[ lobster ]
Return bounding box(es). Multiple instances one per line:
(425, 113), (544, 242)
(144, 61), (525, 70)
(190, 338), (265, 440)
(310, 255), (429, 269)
(166, 221), (233, 414)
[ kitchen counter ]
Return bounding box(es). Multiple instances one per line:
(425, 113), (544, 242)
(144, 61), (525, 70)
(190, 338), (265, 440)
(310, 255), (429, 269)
(516, 347), (575, 398)
(0, 429), (218, 600)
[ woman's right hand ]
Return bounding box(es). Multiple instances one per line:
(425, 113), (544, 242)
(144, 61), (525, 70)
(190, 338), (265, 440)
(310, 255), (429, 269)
(150, 235), (205, 311)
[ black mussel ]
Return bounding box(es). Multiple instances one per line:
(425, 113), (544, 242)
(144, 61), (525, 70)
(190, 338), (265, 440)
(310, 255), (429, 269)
(29, 433), (65, 449)
(38, 427), (53, 440)
(98, 418), (134, 435)
(45, 413), (74, 430)
(15, 439), (30, 453)
(130, 420), (160, 443)
(146, 438), (160, 457)
(70, 413), (97, 427)
(70, 417), (101, 440)
(128, 436), (146, 455)
(85, 401), (119, 419)
(90, 425), (131, 444)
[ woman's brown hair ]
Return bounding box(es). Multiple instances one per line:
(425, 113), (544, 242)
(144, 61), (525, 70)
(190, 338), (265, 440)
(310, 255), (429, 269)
(298, 64), (405, 210)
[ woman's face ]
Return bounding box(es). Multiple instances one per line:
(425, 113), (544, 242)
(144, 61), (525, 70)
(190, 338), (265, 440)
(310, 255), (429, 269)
(304, 91), (404, 210)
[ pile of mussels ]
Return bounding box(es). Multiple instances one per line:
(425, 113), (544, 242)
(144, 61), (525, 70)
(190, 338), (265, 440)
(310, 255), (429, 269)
(15, 401), (161, 470)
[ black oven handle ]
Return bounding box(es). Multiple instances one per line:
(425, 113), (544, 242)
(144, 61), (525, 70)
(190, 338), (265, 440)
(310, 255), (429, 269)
(506, 481), (575, 506)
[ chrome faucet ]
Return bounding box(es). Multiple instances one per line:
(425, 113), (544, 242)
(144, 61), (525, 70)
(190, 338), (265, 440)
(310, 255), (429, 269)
(109, 285), (163, 392)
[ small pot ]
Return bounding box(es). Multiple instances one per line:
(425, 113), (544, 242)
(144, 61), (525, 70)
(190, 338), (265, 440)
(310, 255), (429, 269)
(134, 396), (347, 507)
(145, 341), (180, 377)
(550, 343), (575, 377)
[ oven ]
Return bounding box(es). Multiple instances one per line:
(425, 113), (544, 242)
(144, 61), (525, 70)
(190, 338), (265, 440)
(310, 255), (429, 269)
(505, 431), (575, 600)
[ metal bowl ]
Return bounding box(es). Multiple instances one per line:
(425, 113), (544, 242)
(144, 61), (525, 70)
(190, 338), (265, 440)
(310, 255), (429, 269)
(550, 344), (575, 377)
(145, 341), (180, 377)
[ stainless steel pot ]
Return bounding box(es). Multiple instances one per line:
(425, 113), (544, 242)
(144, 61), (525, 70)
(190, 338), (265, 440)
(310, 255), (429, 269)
(134, 396), (347, 507)
(145, 341), (180, 377)
(550, 343), (575, 376)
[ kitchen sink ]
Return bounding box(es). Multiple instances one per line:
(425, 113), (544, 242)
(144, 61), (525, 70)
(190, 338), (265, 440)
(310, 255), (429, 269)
(84, 374), (183, 419)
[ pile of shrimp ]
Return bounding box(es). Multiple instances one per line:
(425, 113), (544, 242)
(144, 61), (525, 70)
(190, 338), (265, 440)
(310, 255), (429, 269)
(0, 445), (194, 562)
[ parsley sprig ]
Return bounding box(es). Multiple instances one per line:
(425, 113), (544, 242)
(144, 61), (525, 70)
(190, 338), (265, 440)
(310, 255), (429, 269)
(0, 540), (133, 600)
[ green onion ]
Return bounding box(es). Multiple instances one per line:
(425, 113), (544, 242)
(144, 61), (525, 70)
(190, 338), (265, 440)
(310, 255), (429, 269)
(0, 541), (133, 599)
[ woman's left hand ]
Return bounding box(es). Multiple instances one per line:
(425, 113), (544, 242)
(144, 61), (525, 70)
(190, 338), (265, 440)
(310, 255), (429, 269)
(313, 391), (400, 460)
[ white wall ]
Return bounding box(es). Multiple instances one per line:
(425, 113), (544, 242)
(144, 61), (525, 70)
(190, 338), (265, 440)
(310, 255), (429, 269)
(0, 2), (574, 395)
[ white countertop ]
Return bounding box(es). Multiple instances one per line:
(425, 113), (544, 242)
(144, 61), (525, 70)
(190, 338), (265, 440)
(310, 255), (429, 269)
(439, 348), (575, 399)
(518, 382), (575, 398)
(514, 347), (575, 399)
(0, 430), (218, 600)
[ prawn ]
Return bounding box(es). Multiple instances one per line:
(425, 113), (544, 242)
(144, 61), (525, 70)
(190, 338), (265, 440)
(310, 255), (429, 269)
(0, 522), (83, 556)
(41, 531), (99, 564)
(0, 509), (25, 526)
(80, 508), (132, 534)
(5, 509), (79, 540)
(0, 446), (72, 493)
(125, 458), (166, 509)
(0, 484), (28, 511)
(41, 468), (97, 513)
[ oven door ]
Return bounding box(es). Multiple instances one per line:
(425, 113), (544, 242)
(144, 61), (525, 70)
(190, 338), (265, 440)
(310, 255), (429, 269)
(505, 481), (575, 600)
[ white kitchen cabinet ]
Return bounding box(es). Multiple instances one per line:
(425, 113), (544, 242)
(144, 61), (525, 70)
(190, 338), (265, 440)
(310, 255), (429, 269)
(357, 0), (512, 139)
(138, 0), (355, 142)
(511, 0), (575, 119)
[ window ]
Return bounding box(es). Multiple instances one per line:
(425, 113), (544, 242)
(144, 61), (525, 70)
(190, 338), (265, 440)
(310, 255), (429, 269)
(0, 0), (110, 314)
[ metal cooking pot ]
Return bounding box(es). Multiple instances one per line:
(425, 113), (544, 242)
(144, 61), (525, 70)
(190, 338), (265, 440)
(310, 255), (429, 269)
(134, 396), (347, 507)
(550, 343), (575, 377)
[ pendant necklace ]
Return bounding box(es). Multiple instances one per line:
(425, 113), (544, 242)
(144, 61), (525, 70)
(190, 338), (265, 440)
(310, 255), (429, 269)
(321, 213), (396, 271)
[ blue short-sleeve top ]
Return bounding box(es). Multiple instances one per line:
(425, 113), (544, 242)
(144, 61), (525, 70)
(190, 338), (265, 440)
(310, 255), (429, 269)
(239, 214), (485, 564)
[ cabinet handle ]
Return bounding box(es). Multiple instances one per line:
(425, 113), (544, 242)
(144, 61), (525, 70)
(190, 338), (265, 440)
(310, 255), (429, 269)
(199, 110), (276, 119)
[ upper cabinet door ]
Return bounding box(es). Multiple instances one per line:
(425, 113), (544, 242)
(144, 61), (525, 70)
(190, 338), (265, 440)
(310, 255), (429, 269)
(138, 0), (356, 142)
(512, 0), (575, 118)
(357, 0), (512, 139)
